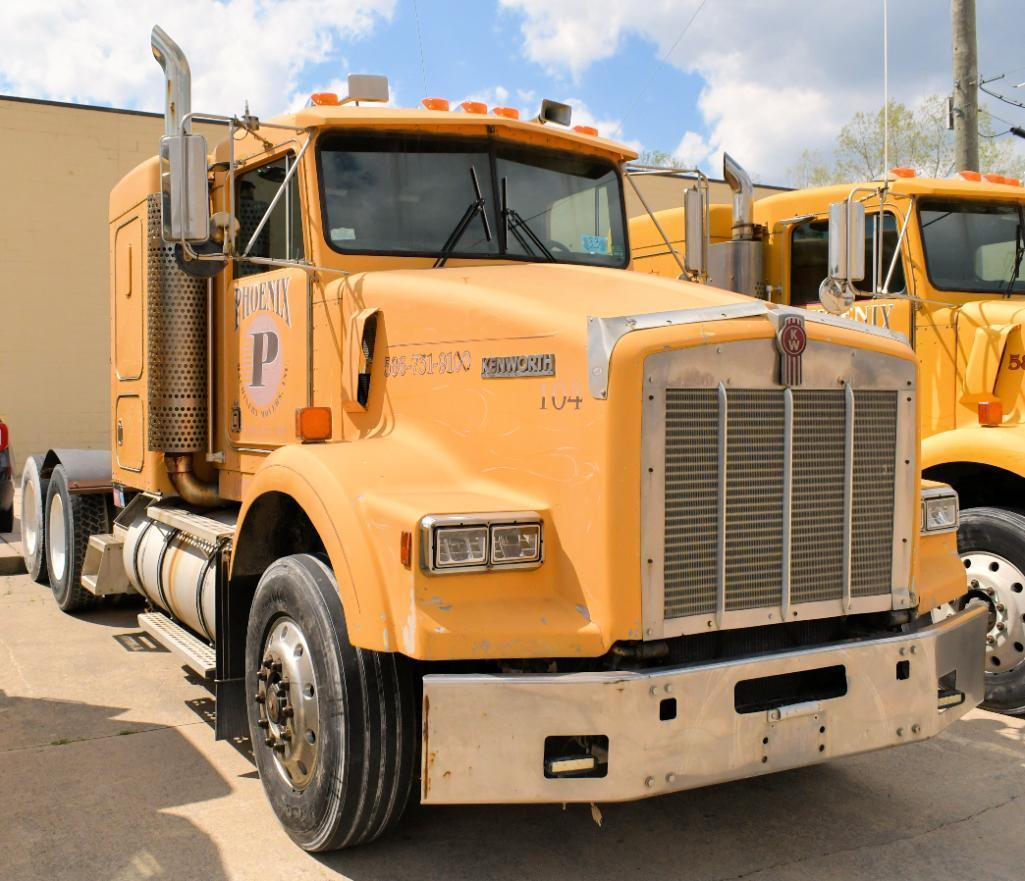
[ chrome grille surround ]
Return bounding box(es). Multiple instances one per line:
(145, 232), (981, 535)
(641, 338), (915, 639)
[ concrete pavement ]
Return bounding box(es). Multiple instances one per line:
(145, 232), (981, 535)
(1, 510), (1023, 881)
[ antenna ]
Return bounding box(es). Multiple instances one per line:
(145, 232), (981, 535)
(883, 0), (889, 180)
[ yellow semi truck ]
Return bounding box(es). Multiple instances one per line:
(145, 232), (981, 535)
(631, 156), (1025, 714)
(19, 29), (985, 851)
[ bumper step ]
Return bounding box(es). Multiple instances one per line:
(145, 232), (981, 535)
(138, 611), (215, 678)
(80, 533), (134, 596)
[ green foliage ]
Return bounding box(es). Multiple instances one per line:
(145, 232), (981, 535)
(635, 149), (677, 168)
(786, 96), (1025, 186)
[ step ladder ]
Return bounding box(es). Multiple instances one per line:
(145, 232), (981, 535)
(80, 533), (134, 596)
(138, 611), (216, 678)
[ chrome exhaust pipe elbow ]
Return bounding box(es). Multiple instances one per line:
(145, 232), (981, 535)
(723, 152), (754, 240)
(151, 25), (192, 138)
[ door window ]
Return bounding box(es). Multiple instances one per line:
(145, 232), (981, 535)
(235, 155), (304, 277)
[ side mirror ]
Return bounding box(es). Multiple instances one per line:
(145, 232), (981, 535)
(818, 200), (864, 314)
(683, 186), (707, 279)
(160, 133), (210, 242)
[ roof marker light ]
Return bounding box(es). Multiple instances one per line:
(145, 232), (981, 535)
(573, 125), (598, 136)
(421, 97), (450, 111)
(890, 167), (915, 178)
(984, 173), (1006, 184)
(492, 106), (520, 119)
(959, 170), (982, 181)
(458, 100), (487, 114)
(311, 92), (340, 106)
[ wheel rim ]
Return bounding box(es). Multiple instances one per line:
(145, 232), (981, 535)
(256, 616), (322, 790)
(962, 551), (1025, 673)
(48, 492), (67, 583)
(22, 484), (39, 557)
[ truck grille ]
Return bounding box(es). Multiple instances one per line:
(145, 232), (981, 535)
(663, 387), (897, 621)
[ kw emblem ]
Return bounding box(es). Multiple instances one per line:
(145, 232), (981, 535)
(777, 314), (807, 387)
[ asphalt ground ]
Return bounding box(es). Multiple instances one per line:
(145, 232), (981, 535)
(1, 506), (1023, 881)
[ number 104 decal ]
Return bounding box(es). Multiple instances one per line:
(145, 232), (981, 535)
(539, 381), (584, 411)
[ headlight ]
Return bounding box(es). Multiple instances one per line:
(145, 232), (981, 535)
(422, 513), (544, 573)
(921, 486), (959, 534)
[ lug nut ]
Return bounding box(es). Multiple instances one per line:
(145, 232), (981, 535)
(264, 737), (275, 747)
(256, 670), (268, 681)
(278, 679), (290, 689)
(263, 655), (273, 666)
(911, 724), (921, 734)
(987, 587), (996, 597)
(644, 776), (654, 788)
(896, 727), (905, 737)
(987, 635), (996, 645)
(282, 707), (294, 719)
(997, 622), (1006, 631)
(997, 604), (1006, 613)
(254, 693), (265, 704)
(257, 718), (269, 729)
(273, 742), (286, 753)
(665, 773), (676, 784)
(970, 580), (979, 588)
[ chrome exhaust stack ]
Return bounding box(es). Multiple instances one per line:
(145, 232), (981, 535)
(151, 25), (192, 139)
(707, 153), (766, 298)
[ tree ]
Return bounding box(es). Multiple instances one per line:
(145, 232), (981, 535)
(635, 149), (677, 168)
(786, 96), (1025, 185)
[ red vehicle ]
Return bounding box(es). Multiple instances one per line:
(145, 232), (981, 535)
(0, 420), (12, 534)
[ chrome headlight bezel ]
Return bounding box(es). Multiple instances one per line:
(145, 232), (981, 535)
(421, 512), (544, 574)
(920, 486), (959, 535)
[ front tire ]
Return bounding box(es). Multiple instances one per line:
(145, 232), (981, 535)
(245, 554), (419, 851)
(958, 507), (1025, 715)
(20, 458), (49, 583)
(44, 466), (108, 612)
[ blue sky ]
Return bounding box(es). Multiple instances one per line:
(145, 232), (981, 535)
(2, 1), (1024, 185)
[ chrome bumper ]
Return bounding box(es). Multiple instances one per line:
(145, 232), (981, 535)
(420, 605), (986, 804)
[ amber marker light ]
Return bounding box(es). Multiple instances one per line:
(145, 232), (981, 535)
(296, 406), (332, 442)
(492, 106), (520, 119)
(400, 531), (413, 568)
(573, 125), (598, 136)
(459, 100), (487, 114)
(959, 170), (983, 181)
(421, 97), (450, 111)
(891, 167), (915, 178)
(978, 400), (1003, 427)
(311, 92), (340, 106)
(984, 173), (1007, 184)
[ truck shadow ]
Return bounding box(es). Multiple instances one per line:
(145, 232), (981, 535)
(0, 689), (233, 881)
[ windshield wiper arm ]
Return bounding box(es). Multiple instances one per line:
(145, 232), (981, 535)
(434, 165), (492, 268)
(1007, 210), (1025, 297)
(501, 177), (555, 261)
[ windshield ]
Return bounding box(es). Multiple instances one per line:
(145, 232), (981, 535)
(919, 198), (1025, 294)
(317, 133), (627, 267)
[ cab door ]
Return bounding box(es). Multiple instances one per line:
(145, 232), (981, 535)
(786, 211), (913, 343)
(222, 154), (309, 457)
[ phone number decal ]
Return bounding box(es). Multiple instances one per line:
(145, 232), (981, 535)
(385, 350), (472, 377)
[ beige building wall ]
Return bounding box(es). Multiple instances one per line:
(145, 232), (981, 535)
(0, 97), (220, 464)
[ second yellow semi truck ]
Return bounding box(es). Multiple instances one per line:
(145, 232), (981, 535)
(17, 29), (985, 851)
(632, 156), (1025, 714)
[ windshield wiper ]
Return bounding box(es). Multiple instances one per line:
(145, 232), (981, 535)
(1007, 209), (1025, 297)
(434, 165), (492, 268)
(501, 177), (555, 261)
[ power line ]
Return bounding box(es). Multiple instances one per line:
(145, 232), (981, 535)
(619, 0), (711, 130)
(412, 0), (428, 96)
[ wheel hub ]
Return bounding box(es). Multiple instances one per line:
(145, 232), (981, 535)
(256, 617), (320, 790)
(23, 486), (38, 557)
(962, 551), (1025, 673)
(48, 492), (67, 582)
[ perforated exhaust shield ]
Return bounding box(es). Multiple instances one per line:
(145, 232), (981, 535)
(145, 194), (207, 452)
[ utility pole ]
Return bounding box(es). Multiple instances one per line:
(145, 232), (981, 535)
(952, 0), (979, 171)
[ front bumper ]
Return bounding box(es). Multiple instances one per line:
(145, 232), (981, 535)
(421, 605), (986, 804)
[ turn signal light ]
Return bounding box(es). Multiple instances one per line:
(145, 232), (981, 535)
(458, 100), (487, 114)
(421, 97), (450, 111)
(296, 406), (332, 442)
(890, 167), (916, 178)
(978, 400), (1003, 427)
(492, 106), (520, 119)
(311, 92), (340, 106)
(959, 170), (982, 181)
(573, 125), (599, 136)
(400, 531), (413, 568)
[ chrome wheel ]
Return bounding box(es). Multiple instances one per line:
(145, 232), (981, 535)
(48, 492), (67, 584)
(962, 551), (1025, 674)
(22, 484), (39, 557)
(256, 616), (321, 790)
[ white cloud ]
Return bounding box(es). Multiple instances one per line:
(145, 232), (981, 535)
(501, 0), (1025, 183)
(673, 131), (711, 168)
(0, 0), (395, 119)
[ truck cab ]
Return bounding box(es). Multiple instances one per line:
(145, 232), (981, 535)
(20, 28), (986, 852)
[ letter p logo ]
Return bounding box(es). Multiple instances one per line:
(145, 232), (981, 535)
(250, 331), (279, 388)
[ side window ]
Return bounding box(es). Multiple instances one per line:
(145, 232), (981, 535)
(789, 213), (906, 306)
(235, 155), (304, 278)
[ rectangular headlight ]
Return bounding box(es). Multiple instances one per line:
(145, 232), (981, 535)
(434, 526), (488, 569)
(491, 523), (542, 565)
(422, 513), (544, 574)
(921, 487), (959, 534)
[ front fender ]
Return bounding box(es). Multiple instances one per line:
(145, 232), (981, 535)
(233, 442), (603, 660)
(922, 426), (1025, 477)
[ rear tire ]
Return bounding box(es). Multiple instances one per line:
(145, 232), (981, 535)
(245, 554), (419, 851)
(44, 466), (108, 612)
(20, 458), (49, 583)
(958, 507), (1025, 715)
